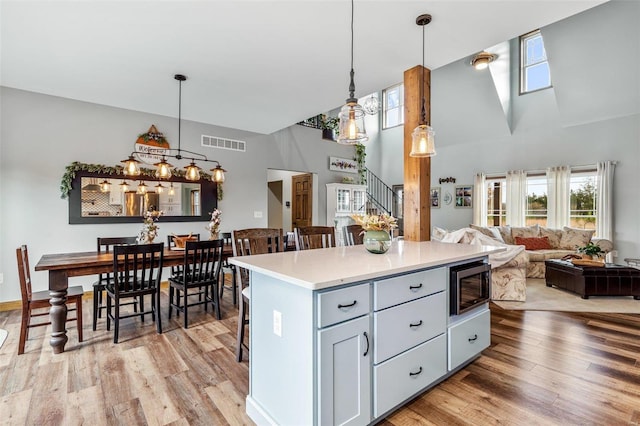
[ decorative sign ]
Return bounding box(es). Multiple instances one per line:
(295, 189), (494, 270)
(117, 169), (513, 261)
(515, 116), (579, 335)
(134, 124), (170, 165)
(329, 156), (358, 174)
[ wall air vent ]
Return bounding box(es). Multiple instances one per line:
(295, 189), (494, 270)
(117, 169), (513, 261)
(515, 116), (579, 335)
(201, 135), (246, 152)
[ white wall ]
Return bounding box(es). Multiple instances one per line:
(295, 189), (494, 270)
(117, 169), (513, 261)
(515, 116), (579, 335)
(0, 89), (357, 302)
(369, 0), (640, 262)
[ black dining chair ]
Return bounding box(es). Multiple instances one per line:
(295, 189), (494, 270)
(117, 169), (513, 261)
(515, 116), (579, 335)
(218, 232), (237, 306)
(92, 236), (138, 331)
(105, 243), (164, 343)
(168, 239), (224, 327)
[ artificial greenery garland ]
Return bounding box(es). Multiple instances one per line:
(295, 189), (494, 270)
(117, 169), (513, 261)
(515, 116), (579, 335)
(60, 161), (223, 201)
(354, 143), (366, 185)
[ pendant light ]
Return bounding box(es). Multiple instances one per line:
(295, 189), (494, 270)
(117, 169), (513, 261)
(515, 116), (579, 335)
(154, 157), (173, 179)
(168, 182), (175, 196)
(211, 164), (226, 183)
(99, 180), (111, 192)
(410, 14), (436, 158)
(137, 181), (148, 194)
(337, 0), (368, 145)
(155, 183), (165, 193)
(121, 154), (141, 176)
(119, 180), (129, 192)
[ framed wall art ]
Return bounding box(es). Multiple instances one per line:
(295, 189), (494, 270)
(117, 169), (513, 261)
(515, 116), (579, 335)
(454, 185), (473, 208)
(329, 156), (358, 174)
(430, 187), (441, 208)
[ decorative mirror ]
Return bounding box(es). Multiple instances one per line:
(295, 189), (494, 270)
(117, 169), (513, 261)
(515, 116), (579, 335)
(68, 171), (218, 224)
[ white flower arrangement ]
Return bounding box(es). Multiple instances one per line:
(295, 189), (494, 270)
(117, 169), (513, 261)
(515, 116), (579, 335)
(206, 209), (222, 239)
(137, 210), (163, 243)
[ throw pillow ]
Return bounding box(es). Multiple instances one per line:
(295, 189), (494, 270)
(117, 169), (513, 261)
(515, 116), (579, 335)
(511, 224), (540, 239)
(514, 236), (552, 250)
(432, 226), (447, 241)
(469, 224), (501, 241)
(495, 225), (513, 244)
(559, 227), (595, 250)
(540, 227), (563, 249)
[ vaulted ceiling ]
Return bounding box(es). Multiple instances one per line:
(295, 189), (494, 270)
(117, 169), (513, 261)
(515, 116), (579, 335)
(0, 1), (607, 134)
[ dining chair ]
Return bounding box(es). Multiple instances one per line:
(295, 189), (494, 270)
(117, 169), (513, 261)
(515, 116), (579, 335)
(167, 233), (200, 276)
(92, 236), (138, 331)
(168, 239), (224, 327)
(344, 224), (364, 246)
(232, 228), (285, 362)
(218, 232), (237, 306)
(105, 243), (164, 343)
(294, 226), (336, 250)
(16, 245), (84, 355)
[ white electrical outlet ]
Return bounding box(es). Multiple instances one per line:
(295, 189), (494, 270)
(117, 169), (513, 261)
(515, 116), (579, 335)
(273, 310), (282, 337)
(254, 211), (263, 218)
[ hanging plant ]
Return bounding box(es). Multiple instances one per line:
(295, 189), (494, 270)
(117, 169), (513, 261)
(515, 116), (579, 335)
(217, 183), (224, 201)
(354, 143), (366, 185)
(60, 161), (214, 199)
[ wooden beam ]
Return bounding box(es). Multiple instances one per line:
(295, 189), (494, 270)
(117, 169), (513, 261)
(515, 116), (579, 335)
(403, 65), (431, 241)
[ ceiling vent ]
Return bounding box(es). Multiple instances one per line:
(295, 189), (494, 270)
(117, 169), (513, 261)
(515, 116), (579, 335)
(201, 135), (246, 152)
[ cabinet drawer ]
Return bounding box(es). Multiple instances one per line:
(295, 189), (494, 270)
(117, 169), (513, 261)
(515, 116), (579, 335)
(374, 268), (446, 310)
(373, 292), (446, 364)
(448, 308), (491, 371)
(317, 283), (370, 328)
(373, 334), (446, 418)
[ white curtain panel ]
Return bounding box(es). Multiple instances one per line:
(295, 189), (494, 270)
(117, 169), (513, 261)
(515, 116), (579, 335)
(473, 173), (487, 226)
(506, 170), (527, 227)
(596, 160), (615, 242)
(546, 166), (571, 229)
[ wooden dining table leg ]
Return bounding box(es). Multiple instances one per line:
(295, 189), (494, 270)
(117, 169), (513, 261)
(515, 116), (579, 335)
(49, 270), (69, 354)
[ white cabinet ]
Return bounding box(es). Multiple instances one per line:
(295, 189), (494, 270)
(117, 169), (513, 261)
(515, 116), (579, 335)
(326, 183), (367, 245)
(108, 179), (123, 205)
(448, 308), (491, 371)
(318, 315), (371, 426)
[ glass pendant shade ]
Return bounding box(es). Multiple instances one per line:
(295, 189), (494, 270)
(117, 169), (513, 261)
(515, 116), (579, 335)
(119, 180), (129, 192)
(121, 155), (141, 176)
(154, 158), (173, 179)
(211, 165), (226, 183)
(185, 161), (201, 181)
(337, 102), (368, 145)
(99, 180), (111, 192)
(168, 183), (175, 196)
(155, 183), (165, 193)
(410, 124), (436, 157)
(137, 181), (148, 194)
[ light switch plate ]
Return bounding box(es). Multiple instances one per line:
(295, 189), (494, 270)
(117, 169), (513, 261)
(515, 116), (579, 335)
(273, 310), (282, 337)
(254, 211), (263, 218)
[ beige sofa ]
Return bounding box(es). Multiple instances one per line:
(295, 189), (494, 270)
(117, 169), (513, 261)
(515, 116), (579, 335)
(469, 224), (613, 278)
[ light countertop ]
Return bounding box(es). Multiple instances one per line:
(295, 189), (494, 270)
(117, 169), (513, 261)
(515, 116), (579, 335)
(229, 240), (505, 290)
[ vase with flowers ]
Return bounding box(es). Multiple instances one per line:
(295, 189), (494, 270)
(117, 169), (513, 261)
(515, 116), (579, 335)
(137, 210), (163, 244)
(206, 209), (222, 240)
(351, 213), (398, 254)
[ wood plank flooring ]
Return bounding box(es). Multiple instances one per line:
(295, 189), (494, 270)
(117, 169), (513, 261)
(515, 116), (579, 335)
(1, 283), (639, 425)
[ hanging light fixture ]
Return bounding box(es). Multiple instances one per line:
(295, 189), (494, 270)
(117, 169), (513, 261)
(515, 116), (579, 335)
(122, 74), (226, 183)
(137, 181), (148, 194)
(362, 94), (380, 115)
(337, 0), (368, 145)
(168, 182), (175, 196)
(410, 14), (436, 158)
(119, 180), (129, 192)
(99, 180), (111, 192)
(155, 183), (165, 193)
(470, 51), (497, 70)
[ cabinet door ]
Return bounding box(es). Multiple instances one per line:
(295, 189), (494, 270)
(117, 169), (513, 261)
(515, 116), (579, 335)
(318, 315), (371, 426)
(336, 188), (352, 213)
(352, 189), (366, 213)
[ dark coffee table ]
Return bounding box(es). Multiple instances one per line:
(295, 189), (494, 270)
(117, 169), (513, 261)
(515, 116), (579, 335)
(545, 259), (640, 299)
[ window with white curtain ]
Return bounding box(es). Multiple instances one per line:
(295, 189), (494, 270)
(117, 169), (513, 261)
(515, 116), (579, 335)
(483, 167), (600, 232)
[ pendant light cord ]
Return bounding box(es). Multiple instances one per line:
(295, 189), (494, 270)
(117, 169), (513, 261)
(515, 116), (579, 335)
(347, 0), (356, 102)
(178, 79), (182, 154)
(420, 22), (426, 126)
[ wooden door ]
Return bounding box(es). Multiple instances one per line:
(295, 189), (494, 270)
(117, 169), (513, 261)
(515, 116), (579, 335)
(292, 173), (312, 229)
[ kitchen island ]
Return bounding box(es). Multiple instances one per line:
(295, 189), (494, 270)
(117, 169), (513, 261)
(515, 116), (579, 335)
(229, 240), (504, 425)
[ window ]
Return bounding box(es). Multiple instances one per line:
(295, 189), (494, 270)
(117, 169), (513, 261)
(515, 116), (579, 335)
(382, 83), (404, 129)
(526, 175), (548, 226)
(486, 178), (506, 226)
(570, 171), (597, 231)
(520, 30), (551, 94)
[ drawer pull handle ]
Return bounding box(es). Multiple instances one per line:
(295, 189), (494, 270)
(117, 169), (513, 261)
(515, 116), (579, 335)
(468, 334), (478, 342)
(363, 332), (370, 357)
(409, 320), (423, 328)
(409, 367), (423, 377)
(409, 283), (423, 290)
(338, 300), (357, 309)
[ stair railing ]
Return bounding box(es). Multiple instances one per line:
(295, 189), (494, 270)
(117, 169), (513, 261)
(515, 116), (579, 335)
(365, 168), (398, 217)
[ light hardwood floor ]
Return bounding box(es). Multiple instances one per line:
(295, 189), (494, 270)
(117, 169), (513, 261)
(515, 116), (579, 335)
(1, 282), (639, 425)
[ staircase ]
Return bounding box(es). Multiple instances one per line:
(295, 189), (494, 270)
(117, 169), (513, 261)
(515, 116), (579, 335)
(364, 168), (398, 217)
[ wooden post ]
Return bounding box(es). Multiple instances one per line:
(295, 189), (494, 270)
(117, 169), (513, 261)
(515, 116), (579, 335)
(403, 65), (431, 241)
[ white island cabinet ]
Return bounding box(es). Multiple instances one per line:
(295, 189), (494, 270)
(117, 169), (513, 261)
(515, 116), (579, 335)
(229, 240), (504, 425)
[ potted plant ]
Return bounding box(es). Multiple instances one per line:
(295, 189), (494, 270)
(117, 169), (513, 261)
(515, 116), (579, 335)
(320, 115), (339, 141)
(576, 241), (605, 259)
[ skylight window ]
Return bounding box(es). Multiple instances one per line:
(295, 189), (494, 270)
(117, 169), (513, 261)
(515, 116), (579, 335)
(520, 29), (552, 94)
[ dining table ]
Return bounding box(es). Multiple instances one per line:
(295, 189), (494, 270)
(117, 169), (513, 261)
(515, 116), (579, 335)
(34, 244), (233, 354)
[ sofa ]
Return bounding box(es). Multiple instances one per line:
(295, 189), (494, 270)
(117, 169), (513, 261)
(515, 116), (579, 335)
(431, 225), (614, 302)
(468, 224), (613, 278)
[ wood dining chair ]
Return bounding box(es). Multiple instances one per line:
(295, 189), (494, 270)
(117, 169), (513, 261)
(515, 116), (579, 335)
(92, 236), (138, 331)
(294, 226), (337, 250)
(218, 232), (238, 306)
(167, 233), (200, 276)
(105, 243), (164, 343)
(344, 224), (364, 246)
(168, 239), (224, 327)
(16, 245), (84, 355)
(231, 228), (285, 362)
